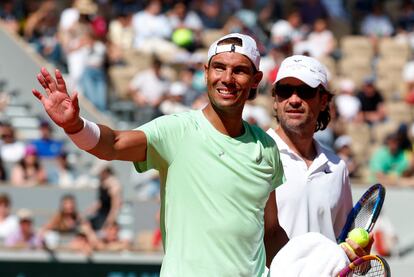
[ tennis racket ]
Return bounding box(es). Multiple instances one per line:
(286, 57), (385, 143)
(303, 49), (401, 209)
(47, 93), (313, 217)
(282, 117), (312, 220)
(337, 183), (386, 243)
(337, 254), (391, 276)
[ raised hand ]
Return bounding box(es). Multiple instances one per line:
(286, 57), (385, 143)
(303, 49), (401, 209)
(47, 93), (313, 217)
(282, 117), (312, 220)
(32, 67), (83, 133)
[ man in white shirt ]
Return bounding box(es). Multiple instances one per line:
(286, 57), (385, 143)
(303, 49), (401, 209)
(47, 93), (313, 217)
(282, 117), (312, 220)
(267, 55), (372, 260)
(128, 57), (169, 124)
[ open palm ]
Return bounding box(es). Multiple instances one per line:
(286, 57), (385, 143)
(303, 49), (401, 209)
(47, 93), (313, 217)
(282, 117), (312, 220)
(32, 68), (80, 130)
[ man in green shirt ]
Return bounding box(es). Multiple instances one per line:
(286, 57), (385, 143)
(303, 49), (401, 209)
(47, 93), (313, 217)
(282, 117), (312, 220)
(33, 33), (288, 276)
(370, 131), (414, 186)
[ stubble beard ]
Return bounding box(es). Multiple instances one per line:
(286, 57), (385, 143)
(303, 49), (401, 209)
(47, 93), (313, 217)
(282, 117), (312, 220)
(278, 111), (315, 138)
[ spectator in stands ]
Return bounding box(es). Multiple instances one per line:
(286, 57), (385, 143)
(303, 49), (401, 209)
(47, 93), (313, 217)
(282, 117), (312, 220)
(0, 0), (20, 34)
(10, 145), (47, 187)
(4, 208), (42, 249)
(40, 194), (87, 236)
(87, 165), (122, 231)
(131, 0), (172, 50)
(79, 26), (108, 112)
(30, 120), (64, 159)
(168, 1), (203, 52)
(177, 64), (205, 107)
(58, 0), (98, 90)
(195, 0), (224, 29)
(320, 0), (348, 20)
(262, 42), (292, 87)
(299, 0), (329, 27)
(356, 76), (386, 126)
(360, 3), (394, 39)
(95, 222), (130, 251)
(106, 8), (134, 65)
(159, 82), (191, 115)
(0, 193), (18, 242)
(397, 0), (414, 33)
(369, 130), (414, 186)
(49, 151), (77, 187)
(295, 17), (336, 58)
(166, 0), (202, 33)
(334, 78), (361, 123)
(29, 120), (69, 185)
(257, 1), (283, 34)
(0, 123), (26, 165)
(270, 9), (307, 50)
(23, 1), (62, 69)
(334, 135), (359, 178)
(128, 56), (169, 124)
(65, 224), (97, 255)
(112, 0), (143, 16)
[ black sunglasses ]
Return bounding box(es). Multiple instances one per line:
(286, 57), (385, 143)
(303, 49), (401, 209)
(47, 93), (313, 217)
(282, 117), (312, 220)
(274, 84), (319, 100)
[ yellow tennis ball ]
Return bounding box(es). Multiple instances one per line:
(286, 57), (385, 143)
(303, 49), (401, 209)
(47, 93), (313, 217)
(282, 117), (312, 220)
(172, 28), (193, 47)
(340, 242), (355, 254)
(347, 228), (369, 248)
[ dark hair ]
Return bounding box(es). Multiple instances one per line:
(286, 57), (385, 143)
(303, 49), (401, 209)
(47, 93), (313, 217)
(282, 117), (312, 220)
(316, 87), (333, 132)
(61, 193), (76, 204)
(59, 194), (79, 223)
(0, 193), (10, 206)
(271, 85), (333, 132)
(212, 37), (259, 100)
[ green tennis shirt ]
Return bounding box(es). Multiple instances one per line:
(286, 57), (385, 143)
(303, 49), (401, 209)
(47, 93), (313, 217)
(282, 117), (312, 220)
(134, 110), (284, 277)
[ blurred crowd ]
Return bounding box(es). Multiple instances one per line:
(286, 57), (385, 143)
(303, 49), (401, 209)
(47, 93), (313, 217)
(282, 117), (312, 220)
(0, 191), (154, 254)
(1, 0), (414, 256)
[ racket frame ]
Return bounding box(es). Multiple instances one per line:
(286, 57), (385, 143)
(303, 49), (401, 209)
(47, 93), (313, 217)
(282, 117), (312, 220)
(337, 254), (391, 277)
(337, 183), (386, 243)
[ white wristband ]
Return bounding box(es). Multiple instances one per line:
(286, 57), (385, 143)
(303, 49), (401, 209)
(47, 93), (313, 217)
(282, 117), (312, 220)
(67, 117), (100, 150)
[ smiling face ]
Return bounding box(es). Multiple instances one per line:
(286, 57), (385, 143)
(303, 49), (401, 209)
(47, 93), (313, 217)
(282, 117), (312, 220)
(204, 51), (262, 115)
(274, 77), (328, 135)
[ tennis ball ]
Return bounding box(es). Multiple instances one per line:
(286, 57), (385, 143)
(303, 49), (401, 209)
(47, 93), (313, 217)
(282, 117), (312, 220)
(347, 228), (369, 248)
(172, 28), (193, 48)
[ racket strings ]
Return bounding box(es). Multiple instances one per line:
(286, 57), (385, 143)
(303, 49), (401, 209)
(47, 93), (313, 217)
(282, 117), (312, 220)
(354, 191), (379, 230)
(350, 259), (385, 277)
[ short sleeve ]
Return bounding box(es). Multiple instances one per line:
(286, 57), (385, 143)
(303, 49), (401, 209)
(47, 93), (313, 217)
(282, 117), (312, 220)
(272, 147), (285, 191)
(133, 113), (191, 173)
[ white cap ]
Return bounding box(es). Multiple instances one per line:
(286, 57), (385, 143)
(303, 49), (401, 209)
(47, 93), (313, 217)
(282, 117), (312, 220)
(334, 135), (352, 150)
(275, 55), (328, 89)
(207, 33), (260, 70)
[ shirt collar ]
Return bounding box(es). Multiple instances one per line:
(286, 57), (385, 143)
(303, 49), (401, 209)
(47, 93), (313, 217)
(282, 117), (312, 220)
(267, 128), (330, 172)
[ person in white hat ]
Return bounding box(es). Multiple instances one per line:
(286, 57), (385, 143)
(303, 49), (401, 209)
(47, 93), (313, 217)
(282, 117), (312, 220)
(266, 55), (373, 260)
(32, 33), (288, 276)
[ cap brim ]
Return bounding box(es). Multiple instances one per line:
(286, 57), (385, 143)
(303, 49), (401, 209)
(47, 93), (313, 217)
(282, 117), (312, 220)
(275, 69), (321, 88)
